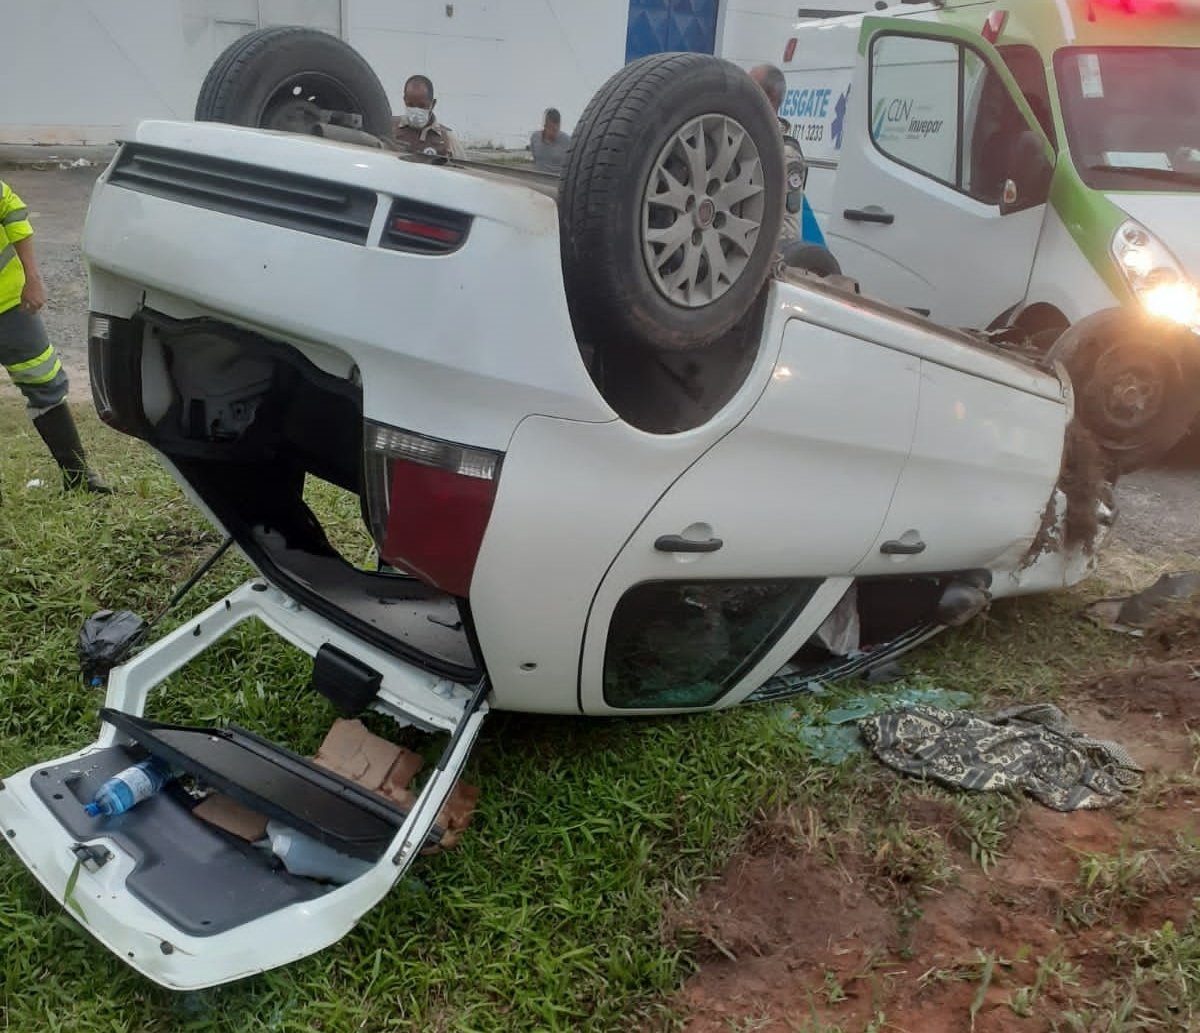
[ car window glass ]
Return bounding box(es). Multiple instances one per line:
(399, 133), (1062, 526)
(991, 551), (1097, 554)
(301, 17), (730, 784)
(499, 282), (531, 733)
(870, 34), (961, 186)
(962, 52), (1037, 205)
(871, 34), (1041, 207)
(1055, 47), (1200, 193)
(997, 44), (1057, 147)
(603, 580), (819, 709)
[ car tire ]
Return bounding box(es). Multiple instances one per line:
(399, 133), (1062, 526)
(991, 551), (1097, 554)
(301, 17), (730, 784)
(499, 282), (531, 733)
(781, 241), (842, 278)
(195, 27), (393, 139)
(1047, 308), (1200, 473)
(560, 54), (784, 353)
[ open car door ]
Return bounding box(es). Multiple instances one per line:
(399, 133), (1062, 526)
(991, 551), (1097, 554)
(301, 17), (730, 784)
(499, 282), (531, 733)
(828, 17), (1056, 327)
(0, 581), (486, 990)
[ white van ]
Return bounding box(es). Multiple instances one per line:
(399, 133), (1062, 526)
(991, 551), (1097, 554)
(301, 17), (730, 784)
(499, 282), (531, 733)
(781, 0), (1200, 346)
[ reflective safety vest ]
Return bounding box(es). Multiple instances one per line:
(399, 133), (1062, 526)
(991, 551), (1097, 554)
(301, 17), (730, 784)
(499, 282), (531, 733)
(0, 181), (33, 315)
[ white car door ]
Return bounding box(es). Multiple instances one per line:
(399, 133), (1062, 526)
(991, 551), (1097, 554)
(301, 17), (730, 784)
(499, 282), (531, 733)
(579, 287), (923, 716)
(854, 349), (1069, 580)
(828, 19), (1055, 328)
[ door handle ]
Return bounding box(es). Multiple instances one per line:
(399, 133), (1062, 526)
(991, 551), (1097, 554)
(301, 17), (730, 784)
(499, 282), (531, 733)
(843, 206), (895, 225)
(881, 538), (926, 556)
(654, 534), (724, 554)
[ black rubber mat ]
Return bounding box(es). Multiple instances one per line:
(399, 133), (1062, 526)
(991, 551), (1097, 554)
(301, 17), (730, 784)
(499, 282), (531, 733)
(31, 745), (325, 937)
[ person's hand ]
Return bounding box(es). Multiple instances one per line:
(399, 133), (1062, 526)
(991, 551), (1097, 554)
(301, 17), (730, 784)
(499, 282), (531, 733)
(20, 276), (46, 313)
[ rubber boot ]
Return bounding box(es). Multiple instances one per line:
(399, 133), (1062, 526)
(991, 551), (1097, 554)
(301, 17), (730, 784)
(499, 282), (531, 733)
(32, 404), (112, 494)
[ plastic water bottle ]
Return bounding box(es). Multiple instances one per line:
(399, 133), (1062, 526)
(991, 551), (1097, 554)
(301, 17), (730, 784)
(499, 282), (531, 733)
(84, 757), (173, 818)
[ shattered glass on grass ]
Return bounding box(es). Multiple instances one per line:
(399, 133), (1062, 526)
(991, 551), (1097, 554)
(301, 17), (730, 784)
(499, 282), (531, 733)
(777, 684), (975, 764)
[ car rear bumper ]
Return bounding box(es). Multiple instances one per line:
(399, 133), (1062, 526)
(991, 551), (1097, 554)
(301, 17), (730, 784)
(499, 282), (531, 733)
(85, 123), (613, 452)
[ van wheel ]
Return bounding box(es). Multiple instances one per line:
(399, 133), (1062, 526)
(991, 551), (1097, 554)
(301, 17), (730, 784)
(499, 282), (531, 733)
(560, 54), (784, 353)
(1048, 308), (1200, 473)
(195, 27), (393, 139)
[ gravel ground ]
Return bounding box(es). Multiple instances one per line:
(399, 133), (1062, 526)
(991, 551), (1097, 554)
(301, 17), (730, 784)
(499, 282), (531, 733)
(3, 164), (1197, 561)
(1111, 464), (1200, 559)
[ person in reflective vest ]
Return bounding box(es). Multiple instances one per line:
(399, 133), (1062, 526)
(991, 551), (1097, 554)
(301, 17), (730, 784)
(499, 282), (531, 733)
(0, 179), (109, 494)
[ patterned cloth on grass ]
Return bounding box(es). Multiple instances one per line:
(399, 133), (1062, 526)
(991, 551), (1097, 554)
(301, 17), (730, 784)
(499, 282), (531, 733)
(858, 703), (1142, 811)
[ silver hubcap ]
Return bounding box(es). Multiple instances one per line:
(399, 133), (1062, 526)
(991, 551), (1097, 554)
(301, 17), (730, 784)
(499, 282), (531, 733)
(641, 114), (766, 308)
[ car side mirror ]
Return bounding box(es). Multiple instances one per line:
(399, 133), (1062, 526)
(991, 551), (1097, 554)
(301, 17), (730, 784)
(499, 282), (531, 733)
(1000, 131), (1055, 215)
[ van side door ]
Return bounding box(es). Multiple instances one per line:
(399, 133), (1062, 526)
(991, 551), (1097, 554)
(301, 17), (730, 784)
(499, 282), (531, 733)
(829, 18), (1056, 328)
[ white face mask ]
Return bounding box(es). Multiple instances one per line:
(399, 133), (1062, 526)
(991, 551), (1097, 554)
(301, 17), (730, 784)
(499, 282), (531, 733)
(405, 106), (431, 129)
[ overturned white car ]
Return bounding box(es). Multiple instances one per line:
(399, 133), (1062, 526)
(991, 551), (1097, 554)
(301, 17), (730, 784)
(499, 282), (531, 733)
(1, 29), (1195, 989)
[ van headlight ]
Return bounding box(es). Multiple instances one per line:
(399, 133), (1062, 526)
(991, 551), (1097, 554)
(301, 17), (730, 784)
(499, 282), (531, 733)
(1112, 219), (1200, 330)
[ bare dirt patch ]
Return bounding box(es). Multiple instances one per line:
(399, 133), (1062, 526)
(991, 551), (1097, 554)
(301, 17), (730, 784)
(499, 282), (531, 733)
(671, 835), (894, 1031)
(673, 615), (1200, 1033)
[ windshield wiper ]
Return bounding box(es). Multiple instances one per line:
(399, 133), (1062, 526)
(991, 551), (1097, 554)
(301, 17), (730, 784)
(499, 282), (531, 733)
(1087, 163), (1200, 187)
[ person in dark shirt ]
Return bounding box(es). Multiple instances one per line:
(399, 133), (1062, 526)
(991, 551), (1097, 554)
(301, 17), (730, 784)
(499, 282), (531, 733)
(530, 108), (571, 174)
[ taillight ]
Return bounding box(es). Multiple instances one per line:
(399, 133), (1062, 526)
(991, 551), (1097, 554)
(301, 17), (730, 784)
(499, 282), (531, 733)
(88, 312), (150, 437)
(381, 199), (472, 255)
(363, 422), (502, 597)
(783, 38), (797, 63)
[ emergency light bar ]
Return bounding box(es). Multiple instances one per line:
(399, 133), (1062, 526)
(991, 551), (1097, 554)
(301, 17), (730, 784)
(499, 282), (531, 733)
(1089, 0), (1200, 12)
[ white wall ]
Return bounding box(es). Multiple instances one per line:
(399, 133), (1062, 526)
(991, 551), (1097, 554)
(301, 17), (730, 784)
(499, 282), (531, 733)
(0, 0), (803, 149)
(345, 0), (629, 149)
(0, 0), (193, 144)
(0, 0), (345, 144)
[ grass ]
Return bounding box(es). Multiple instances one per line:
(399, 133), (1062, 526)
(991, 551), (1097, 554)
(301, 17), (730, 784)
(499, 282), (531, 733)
(1056, 909), (1200, 1032)
(0, 396), (1188, 1031)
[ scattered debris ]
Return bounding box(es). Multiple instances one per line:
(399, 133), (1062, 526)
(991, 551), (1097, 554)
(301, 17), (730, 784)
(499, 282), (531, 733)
(77, 609), (147, 685)
(1084, 570), (1200, 635)
(782, 686), (973, 765)
(677, 650), (1200, 1032)
(859, 703), (1142, 811)
(25, 478), (44, 489)
(1021, 421), (1113, 570)
(1061, 419), (1109, 551)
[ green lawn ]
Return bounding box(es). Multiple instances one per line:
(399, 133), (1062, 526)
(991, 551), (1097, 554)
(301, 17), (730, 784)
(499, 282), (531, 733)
(0, 399), (1180, 1031)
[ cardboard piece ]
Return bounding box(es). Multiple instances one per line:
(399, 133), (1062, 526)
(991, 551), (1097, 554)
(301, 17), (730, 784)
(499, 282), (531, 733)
(313, 718), (408, 791)
(192, 718), (479, 855)
(189, 715), (475, 854)
(430, 781), (481, 852)
(379, 752), (424, 806)
(193, 793), (269, 843)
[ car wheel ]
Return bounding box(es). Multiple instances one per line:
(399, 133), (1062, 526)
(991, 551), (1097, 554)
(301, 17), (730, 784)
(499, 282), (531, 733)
(195, 27), (393, 139)
(1048, 308), (1200, 473)
(781, 241), (842, 278)
(560, 54), (784, 353)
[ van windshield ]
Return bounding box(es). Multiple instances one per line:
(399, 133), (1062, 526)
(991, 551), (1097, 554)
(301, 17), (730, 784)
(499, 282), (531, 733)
(1055, 47), (1200, 194)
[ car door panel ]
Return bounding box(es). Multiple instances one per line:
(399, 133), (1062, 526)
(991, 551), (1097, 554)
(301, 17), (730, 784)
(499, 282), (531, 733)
(830, 20), (1054, 328)
(856, 360), (1067, 577)
(579, 315), (922, 715)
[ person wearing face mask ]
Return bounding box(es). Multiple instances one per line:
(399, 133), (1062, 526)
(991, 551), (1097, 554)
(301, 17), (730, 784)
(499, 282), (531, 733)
(392, 75), (465, 159)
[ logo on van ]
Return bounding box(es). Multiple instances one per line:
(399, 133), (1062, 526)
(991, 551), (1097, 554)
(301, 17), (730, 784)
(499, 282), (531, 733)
(831, 86), (850, 149)
(871, 97), (943, 141)
(781, 87), (833, 121)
